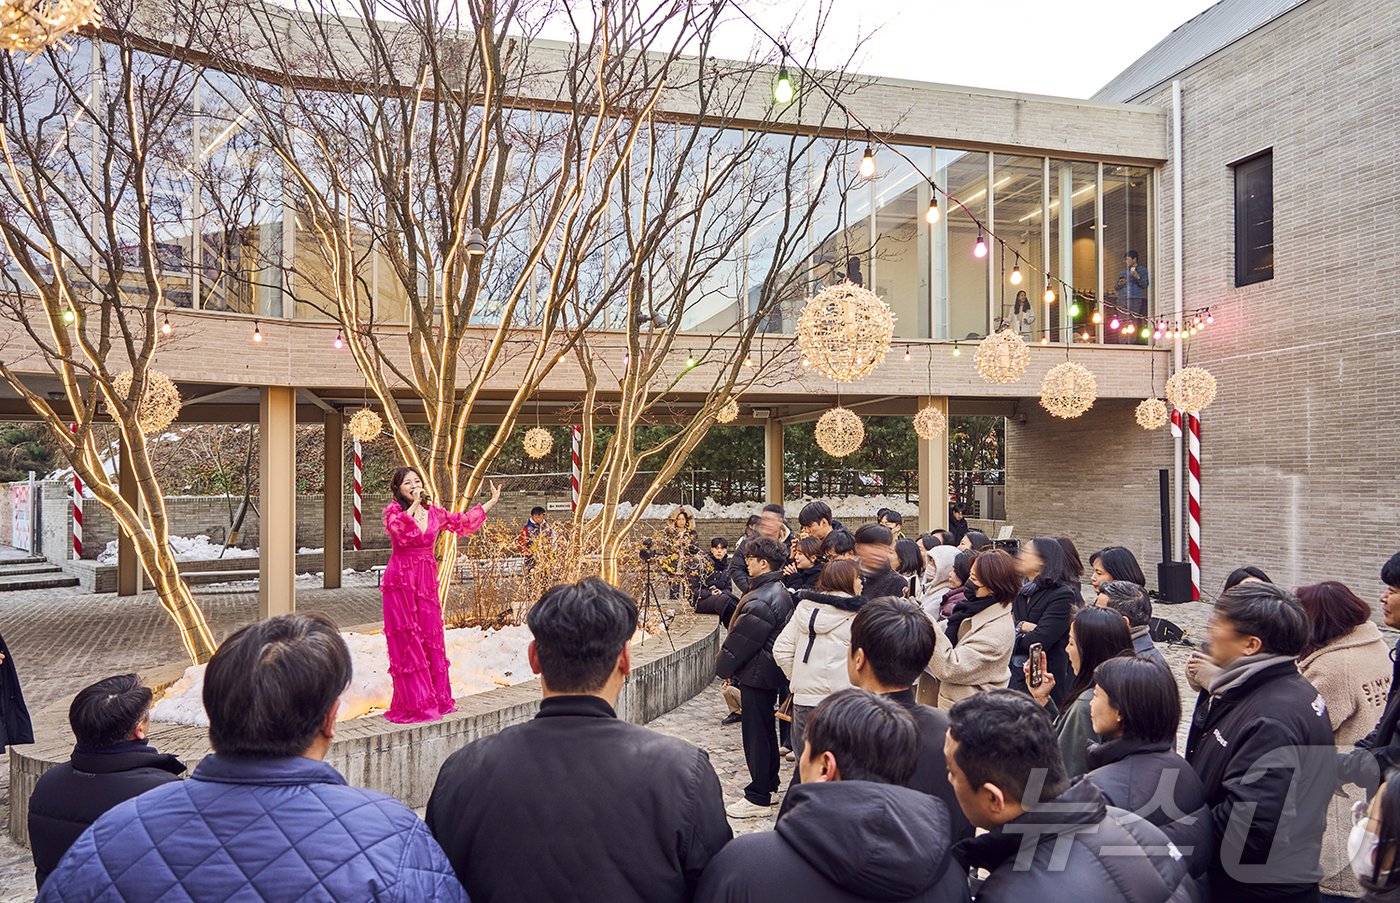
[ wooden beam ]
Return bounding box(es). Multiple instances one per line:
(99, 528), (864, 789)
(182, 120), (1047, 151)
(259, 387), (297, 618)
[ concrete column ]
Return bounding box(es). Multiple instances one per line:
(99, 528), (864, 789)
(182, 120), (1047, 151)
(116, 432), (138, 597)
(917, 397), (951, 534)
(764, 420), (784, 506)
(259, 386), (297, 618)
(323, 411), (343, 590)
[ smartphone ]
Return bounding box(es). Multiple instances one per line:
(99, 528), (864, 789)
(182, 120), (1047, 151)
(1027, 643), (1044, 688)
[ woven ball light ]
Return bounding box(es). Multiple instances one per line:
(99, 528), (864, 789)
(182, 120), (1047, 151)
(522, 427), (553, 459)
(1165, 366), (1217, 412)
(796, 283), (896, 383)
(716, 397), (739, 424)
(913, 403), (947, 440)
(974, 329), (1030, 384)
(1135, 398), (1169, 430)
(1039, 361), (1098, 419)
(815, 407), (864, 457)
(110, 370), (182, 433)
(348, 407), (384, 442)
(0, 0), (100, 54)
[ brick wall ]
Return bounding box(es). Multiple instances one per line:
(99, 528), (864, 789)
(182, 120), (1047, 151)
(1126, 0), (1400, 596)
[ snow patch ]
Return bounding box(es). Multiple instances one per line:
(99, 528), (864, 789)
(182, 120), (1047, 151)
(696, 493), (917, 520)
(151, 625), (536, 725)
(97, 534), (260, 565)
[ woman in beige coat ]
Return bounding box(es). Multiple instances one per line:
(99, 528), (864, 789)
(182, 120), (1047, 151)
(925, 549), (1021, 708)
(1296, 581), (1394, 900)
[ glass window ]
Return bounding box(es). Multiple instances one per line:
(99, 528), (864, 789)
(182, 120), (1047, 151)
(1049, 160), (1097, 343)
(934, 149), (988, 341)
(992, 154), (1044, 338)
(1103, 164), (1152, 343)
(1234, 151), (1273, 286)
(807, 139), (871, 309)
(872, 146), (931, 338)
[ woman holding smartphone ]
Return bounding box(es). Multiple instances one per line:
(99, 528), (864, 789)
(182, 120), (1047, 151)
(381, 467), (501, 723)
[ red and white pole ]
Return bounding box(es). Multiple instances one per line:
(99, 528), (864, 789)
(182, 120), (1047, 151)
(1187, 412), (1202, 601)
(352, 437), (363, 551)
(70, 423), (82, 560)
(570, 425), (582, 512)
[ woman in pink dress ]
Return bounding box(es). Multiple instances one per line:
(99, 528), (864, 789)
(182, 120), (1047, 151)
(381, 467), (501, 723)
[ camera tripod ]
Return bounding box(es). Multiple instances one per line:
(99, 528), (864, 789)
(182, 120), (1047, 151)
(638, 540), (675, 650)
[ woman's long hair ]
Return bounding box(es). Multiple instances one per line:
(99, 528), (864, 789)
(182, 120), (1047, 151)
(816, 558), (861, 595)
(1028, 536), (1077, 588)
(389, 467), (422, 512)
(1064, 607), (1133, 706)
(970, 549), (1021, 605)
(1092, 546), (1148, 586)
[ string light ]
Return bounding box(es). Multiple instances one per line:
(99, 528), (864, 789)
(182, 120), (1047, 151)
(925, 193), (940, 225)
(1140, 325), (1152, 339)
(973, 231), (987, 259)
(1010, 261), (1022, 285)
(1108, 316), (1121, 331)
(1091, 310), (1102, 324)
(1042, 281), (1055, 305)
(685, 350), (696, 369)
(743, 353), (753, 368)
(1040, 335), (1049, 345)
(903, 346), (911, 362)
(333, 330), (344, 349)
(773, 65), (795, 104)
(161, 314), (171, 335)
(252, 321), (263, 343)
(1206, 310), (1215, 324)
(952, 342), (961, 357)
(858, 132), (876, 179)
(1069, 302), (1081, 317)
(61, 306), (76, 325)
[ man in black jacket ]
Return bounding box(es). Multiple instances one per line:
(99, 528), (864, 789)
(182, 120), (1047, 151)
(1341, 551), (1400, 795)
(428, 578), (731, 902)
(846, 597), (972, 844)
(28, 673), (186, 890)
(715, 536), (794, 818)
(696, 689), (970, 902)
(728, 504), (790, 595)
(1185, 580), (1335, 903)
(853, 523), (908, 600)
(796, 501), (847, 546)
(947, 690), (1194, 902)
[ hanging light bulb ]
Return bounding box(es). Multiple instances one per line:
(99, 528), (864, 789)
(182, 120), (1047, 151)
(952, 342), (961, 357)
(1206, 311), (1215, 325)
(623, 352), (631, 370)
(925, 195), (940, 225)
(1081, 331), (1091, 342)
(252, 321), (263, 343)
(801, 357), (811, 368)
(1040, 335), (1049, 345)
(903, 347), (911, 362)
(1123, 323), (1135, 336)
(773, 65), (795, 104)
(1010, 262), (1022, 285)
(333, 330), (344, 349)
(61, 306), (76, 325)
(685, 350), (696, 369)
(1153, 329), (1163, 341)
(744, 353), (753, 368)
(858, 133), (876, 180)
(973, 231), (987, 259)
(1043, 281), (1056, 304)
(1140, 324), (1152, 339)
(1108, 316), (1121, 331)
(1069, 302), (1081, 318)
(161, 314), (172, 335)
(1091, 309), (1102, 324)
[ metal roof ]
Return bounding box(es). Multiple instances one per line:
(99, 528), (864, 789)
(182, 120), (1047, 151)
(1093, 0), (1314, 102)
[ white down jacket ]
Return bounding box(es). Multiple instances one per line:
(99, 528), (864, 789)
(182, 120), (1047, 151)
(773, 590), (865, 706)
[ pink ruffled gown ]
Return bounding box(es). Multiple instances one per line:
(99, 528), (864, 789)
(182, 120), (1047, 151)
(381, 502), (487, 723)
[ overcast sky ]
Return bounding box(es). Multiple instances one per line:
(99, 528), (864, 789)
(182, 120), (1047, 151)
(706, 0), (1220, 99)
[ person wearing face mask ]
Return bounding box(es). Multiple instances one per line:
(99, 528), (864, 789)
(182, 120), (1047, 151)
(924, 550), (1018, 708)
(1349, 772), (1400, 902)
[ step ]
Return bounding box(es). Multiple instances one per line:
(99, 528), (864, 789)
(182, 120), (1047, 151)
(183, 570), (261, 586)
(0, 564), (66, 577)
(0, 573), (80, 591)
(0, 556), (46, 567)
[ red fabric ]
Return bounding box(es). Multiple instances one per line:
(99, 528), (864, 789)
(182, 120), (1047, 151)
(380, 503), (487, 723)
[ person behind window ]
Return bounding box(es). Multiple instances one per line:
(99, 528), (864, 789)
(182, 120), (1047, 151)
(1114, 249), (1150, 316)
(1012, 290), (1033, 336)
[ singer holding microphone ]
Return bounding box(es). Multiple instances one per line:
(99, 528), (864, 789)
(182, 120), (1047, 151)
(382, 467), (502, 723)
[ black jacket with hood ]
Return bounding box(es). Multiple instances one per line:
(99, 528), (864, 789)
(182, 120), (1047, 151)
(695, 780), (970, 902)
(715, 571), (794, 690)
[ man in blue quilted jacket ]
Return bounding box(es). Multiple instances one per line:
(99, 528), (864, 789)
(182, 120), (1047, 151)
(38, 612), (468, 903)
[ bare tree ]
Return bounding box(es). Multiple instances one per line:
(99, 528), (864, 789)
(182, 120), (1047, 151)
(0, 0), (256, 663)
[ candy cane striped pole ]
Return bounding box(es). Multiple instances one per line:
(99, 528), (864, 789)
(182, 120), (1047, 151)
(1187, 412), (1202, 601)
(70, 423), (82, 560)
(352, 437), (363, 551)
(570, 425), (582, 512)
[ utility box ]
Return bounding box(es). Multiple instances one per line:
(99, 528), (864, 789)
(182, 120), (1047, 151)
(972, 484), (1006, 521)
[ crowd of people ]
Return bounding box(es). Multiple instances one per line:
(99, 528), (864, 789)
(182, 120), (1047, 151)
(18, 494), (1400, 903)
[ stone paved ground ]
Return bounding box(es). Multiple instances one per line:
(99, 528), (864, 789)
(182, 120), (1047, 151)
(0, 581), (1228, 901)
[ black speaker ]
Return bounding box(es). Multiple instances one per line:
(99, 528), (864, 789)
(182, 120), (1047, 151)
(1157, 561), (1193, 604)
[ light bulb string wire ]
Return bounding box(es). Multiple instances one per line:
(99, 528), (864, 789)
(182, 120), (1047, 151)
(729, 0), (1161, 319)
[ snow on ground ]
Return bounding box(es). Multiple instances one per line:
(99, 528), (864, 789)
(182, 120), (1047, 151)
(697, 493), (918, 520)
(151, 624), (536, 725)
(97, 534), (260, 565)
(581, 500), (679, 521)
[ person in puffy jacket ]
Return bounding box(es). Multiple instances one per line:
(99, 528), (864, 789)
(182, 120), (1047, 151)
(926, 549), (1019, 708)
(1009, 537), (1078, 705)
(716, 536), (796, 819)
(774, 558), (864, 762)
(946, 690), (1196, 903)
(37, 613), (467, 903)
(1083, 655), (1213, 881)
(28, 674), (186, 891)
(695, 689), (970, 903)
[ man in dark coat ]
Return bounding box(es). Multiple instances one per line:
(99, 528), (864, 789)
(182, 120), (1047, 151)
(1185, 581), (1335, 903)
(0, 630), (33, 753)
(1095, 580), (1169, 667)
(28, 674), (186, 890)
(39, 614), (464, 902)
(715, 536), (794, 818)
(853, 523), (908, 600)
(947, 690), (1195, 903)
(1340, 551), (1400, 794)
(845, 596), (972, 844)
(696, 690), (970, 903)
(948, 504), (969, 546)
(429, 578), (731, 903)
(796, 501), (847, 547)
